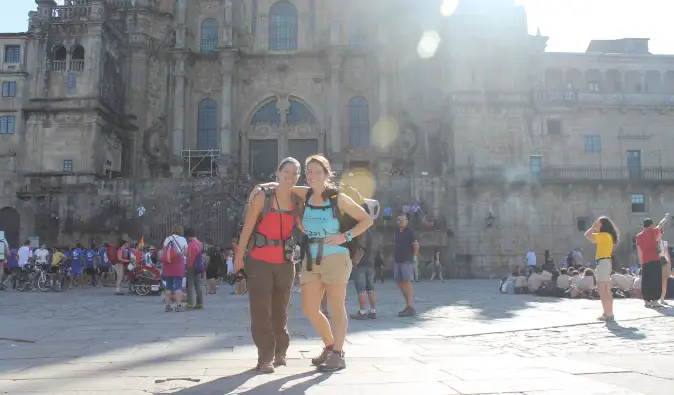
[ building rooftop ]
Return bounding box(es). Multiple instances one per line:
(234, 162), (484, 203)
(586, 38), (651, 55)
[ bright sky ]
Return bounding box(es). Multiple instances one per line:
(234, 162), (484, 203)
(2, 0), (672, 54)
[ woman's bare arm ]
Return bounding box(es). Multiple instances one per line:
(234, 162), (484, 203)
(237, 191), (265, 258)
(337, 193), (373, 237)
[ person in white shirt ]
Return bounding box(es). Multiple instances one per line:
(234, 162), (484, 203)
(556, 268), (571, 289)
(17, 241), (33, 268)
(35, 245), (49, 266)
(525, 249), (537, 269)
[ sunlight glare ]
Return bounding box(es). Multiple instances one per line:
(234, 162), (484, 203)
(417, 30), (441, 59)
(440, 0), (460, 17)
(341, 168), (376, 200)
(372, 116), (399, 150)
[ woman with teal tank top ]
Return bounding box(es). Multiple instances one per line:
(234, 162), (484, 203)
(255, 154), (373, 372)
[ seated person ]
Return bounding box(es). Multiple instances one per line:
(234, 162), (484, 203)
(500, 271), (518, 294)
(569, 270), (582, 287)
(556, 268), (571, 289)
(514, 271), (529, 294)
(611, 269), (633, 291)
(528, 267), (552, 293)
(569, 268), (597, 298)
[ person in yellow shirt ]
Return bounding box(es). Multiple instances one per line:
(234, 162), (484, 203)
(51, 247), (65, 272)
(584, 216), (620, 322)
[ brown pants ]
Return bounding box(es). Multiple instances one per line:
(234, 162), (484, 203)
(246, 258), (295, 365)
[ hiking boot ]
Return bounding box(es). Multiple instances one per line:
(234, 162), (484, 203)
(398, 307), (416, 317)
(350, 311), (368, 320)
(319, 350), (346, 372)
(367, 311), (377, 319)
(273, 355), (287, 367)
(256, 362), (275, 374)
(311, 347), (332, 367)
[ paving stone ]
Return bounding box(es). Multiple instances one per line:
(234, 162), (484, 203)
(0, 280), (672, 394)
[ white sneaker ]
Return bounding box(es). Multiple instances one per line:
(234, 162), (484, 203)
(652, 301), (663, 308)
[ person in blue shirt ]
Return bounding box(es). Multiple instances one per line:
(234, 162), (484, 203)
(7, 248), (18, 290)
(70, 244), (84, 288)
(84, 244), (97, 287)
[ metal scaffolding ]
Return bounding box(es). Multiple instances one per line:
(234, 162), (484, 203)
(181, 148), (221, 177)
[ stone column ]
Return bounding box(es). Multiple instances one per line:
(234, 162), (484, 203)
(172, 54), (186, 157)
(220, 52), (235, 156)
(327, 50), (343, 155)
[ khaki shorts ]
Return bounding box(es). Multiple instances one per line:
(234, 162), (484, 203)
(114, 263), (125, 278)
(663, 259), (671, 277)
(300, 253), (352, 285)
(596, 259), (612, 282)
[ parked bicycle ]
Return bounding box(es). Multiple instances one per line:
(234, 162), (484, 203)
(35, 263), (53, 292)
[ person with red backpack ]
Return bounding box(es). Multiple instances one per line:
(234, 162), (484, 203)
(161, 225), (188, 312)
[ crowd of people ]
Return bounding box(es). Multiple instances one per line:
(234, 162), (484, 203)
(501, 213), (674, 321)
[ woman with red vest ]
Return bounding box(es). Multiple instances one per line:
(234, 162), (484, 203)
(234, 157), (301, 374)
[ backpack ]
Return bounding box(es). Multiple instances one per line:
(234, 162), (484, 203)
(160, 236), (183, 265)
(297, 184), (369, 266)
(244, 187), (302, 260)
(107, 244), (118, 264)
(193, 242), (205, 274)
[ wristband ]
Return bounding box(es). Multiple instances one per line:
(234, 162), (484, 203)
(413, 256), (418, 263)
(344, 231), (353, 243)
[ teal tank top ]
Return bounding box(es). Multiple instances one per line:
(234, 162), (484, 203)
(302, 200), (349, 258)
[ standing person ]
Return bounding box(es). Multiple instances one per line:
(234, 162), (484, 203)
(34, 244), (49, 268)
(70, 245), (84, 289)
(234, 157), (302, 373)
(84, 244), (97, 287)
(162, 225), (188, 312)
(374, 248), (385, 283)
(659, 233), (671, 306)
(253, 155), (373, 371)
(114, 241), (130, 295)
(584, 216), (620, 321)
(205, 243), (223, 295)
(636, 214), (669, 308)
(525, 248), (537, 272)
(429, 248), (444, 282)
(15, 241), (33, 290)
(394, 213), (419, 317)
(350, 229), (377, 320)
(0, 234), (9, 287)
(185, 228), (204, 310)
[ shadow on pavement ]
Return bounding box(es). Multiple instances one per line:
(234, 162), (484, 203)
(605, 321), (647, 340)
(154, 370), (334, 395)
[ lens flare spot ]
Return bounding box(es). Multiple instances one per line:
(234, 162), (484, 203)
(341, 168), (376, 200)
(417, 30), (441, 59)
(372, 116), (399, 150)
(440, 0), (460, 17)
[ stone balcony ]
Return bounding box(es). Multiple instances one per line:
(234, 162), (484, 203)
(534, 89), (674, 108)
(459, 165), (674, 186)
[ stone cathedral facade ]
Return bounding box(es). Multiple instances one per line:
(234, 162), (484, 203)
(2, 0), (674, 277)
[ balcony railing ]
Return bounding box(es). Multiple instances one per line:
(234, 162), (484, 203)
(534, 89), (674, 107)
(461, 166), (674, 184)
(50, 60), (67, 71)
(69, 60), (85, 71)
(51, 5), (91, 22)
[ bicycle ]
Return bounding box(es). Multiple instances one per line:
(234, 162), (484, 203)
(51, 265), (70, 292)
(35, 264), (53, 292)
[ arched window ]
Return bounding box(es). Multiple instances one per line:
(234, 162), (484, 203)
(52, 45), (67, 71)
(287, 100), (316, 124)
(197, 99), (218, 150)
(70, 45), (85, 71)
(348, 97), (370, 148)
(250, 100), (281, 125)
(200, 19), (219, 52)
(269, 1), (298, 51)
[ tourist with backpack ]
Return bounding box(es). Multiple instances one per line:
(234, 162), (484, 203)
(254, 154), (373, 372)
(234, 157), (302, 373)
(161, 225), (188, 312)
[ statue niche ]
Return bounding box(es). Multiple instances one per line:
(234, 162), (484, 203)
(143, 114), (170, 177)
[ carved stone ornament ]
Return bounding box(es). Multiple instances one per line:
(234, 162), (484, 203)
(143, 114), (169, 161)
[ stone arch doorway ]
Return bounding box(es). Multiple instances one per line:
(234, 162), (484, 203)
(0, 207), (20, 248)
(243, 95), (323, 181)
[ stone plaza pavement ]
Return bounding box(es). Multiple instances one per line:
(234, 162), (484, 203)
(1, 280), (673, 395)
